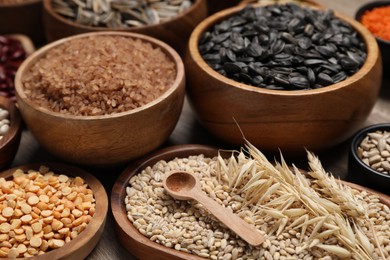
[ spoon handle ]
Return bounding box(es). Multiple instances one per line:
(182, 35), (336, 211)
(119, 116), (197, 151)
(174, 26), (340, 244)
(191, 190), (264, 247)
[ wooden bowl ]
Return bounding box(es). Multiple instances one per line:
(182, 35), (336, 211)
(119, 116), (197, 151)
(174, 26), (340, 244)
(42, 0), (207, 55)
(0, 162), (108, 259)
(0, 96), (21, 171)
(0, 0), (45, 45)
(14, 31), (185, 167)
(185, 3), (382, 154)
(355, 1), (390, 75)
(111, 144), (390, 259)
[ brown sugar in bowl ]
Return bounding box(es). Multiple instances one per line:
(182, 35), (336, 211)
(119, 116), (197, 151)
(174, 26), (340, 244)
(0, 96), (22, 171)
(14, 31), (185, 167)
(42, 0), (207, 55)
(0, 162), (108, 259)
(185, 3), (382, 154)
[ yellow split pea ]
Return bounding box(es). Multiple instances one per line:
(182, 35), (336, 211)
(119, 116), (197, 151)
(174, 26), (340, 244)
(0, 166), (95, 258)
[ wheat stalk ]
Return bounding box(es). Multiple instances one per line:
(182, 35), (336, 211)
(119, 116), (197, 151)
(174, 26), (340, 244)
(212, 141), (384, 259)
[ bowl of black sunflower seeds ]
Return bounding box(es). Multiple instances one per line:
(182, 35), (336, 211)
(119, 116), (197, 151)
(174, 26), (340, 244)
(185, 2), (382, 155)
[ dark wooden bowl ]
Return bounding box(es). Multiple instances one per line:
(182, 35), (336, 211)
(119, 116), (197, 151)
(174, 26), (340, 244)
(185, 3), (382, 155)
(0, 0), (45, 45)
(0, 163), (108, 259)
(207, 0), (242, 14)
(14, 31), (185, 167)
(111, 144), (390, 259)
(42, 0), (207, 56)
(0, 96), (21, 171)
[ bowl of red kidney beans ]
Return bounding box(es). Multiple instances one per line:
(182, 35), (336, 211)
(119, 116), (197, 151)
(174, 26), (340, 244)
(0, 34), (35, 101)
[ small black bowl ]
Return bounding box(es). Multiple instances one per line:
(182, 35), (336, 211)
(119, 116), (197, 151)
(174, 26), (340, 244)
(348, 123), (390, 194)
(355, 1), (390, 74)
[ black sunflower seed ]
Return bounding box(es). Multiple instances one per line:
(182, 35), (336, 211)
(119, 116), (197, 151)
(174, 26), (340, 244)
(198, 4), (366, 91)
(223, 62), (242, 74)
(298, 37), (312, 50)
(289, 76), (310, 88)
(306, 68), (315, 86)
(246, 44), (263, 57)
(251, 75), (264, 85)
(332, 71), (347, 83)
(317, 72), (334, 86)
(304, 59), (326, 66)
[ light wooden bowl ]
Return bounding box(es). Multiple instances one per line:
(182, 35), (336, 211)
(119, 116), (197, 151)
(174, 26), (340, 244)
(42, 0), (207, 55)
(14, 31), (185, 167)
(185, 3), (382, 154)
(0, 0), (45, 45)
(0, 162), (108, 259)
(111, 144), (390, 259)
(0, 96), (21, 171)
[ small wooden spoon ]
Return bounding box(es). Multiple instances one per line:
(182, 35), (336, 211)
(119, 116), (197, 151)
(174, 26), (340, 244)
(162, 171), (264, 247)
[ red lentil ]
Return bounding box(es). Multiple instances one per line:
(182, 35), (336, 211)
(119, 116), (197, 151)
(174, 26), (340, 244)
(361, 6), (390, 42)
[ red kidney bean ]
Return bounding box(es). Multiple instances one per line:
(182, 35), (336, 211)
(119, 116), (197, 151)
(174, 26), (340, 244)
(0, 66), (5, 81)
(0, 35), (26, 100)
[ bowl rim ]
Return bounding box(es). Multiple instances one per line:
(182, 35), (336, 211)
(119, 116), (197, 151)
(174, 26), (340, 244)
(354, 0), (390, 45)
(0, 0), (40, 7)
(43, 0), (204, 31)
(14, 31), (185, 120)
(0, 162), (109, 259)
(111, 144), (221, 260)
(0, 96), (21, 150)
(188, 2), (380, 96)
(350, 123), (390, 180)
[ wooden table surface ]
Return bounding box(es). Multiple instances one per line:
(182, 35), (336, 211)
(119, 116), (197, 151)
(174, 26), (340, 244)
(10, 0), (389, 259)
